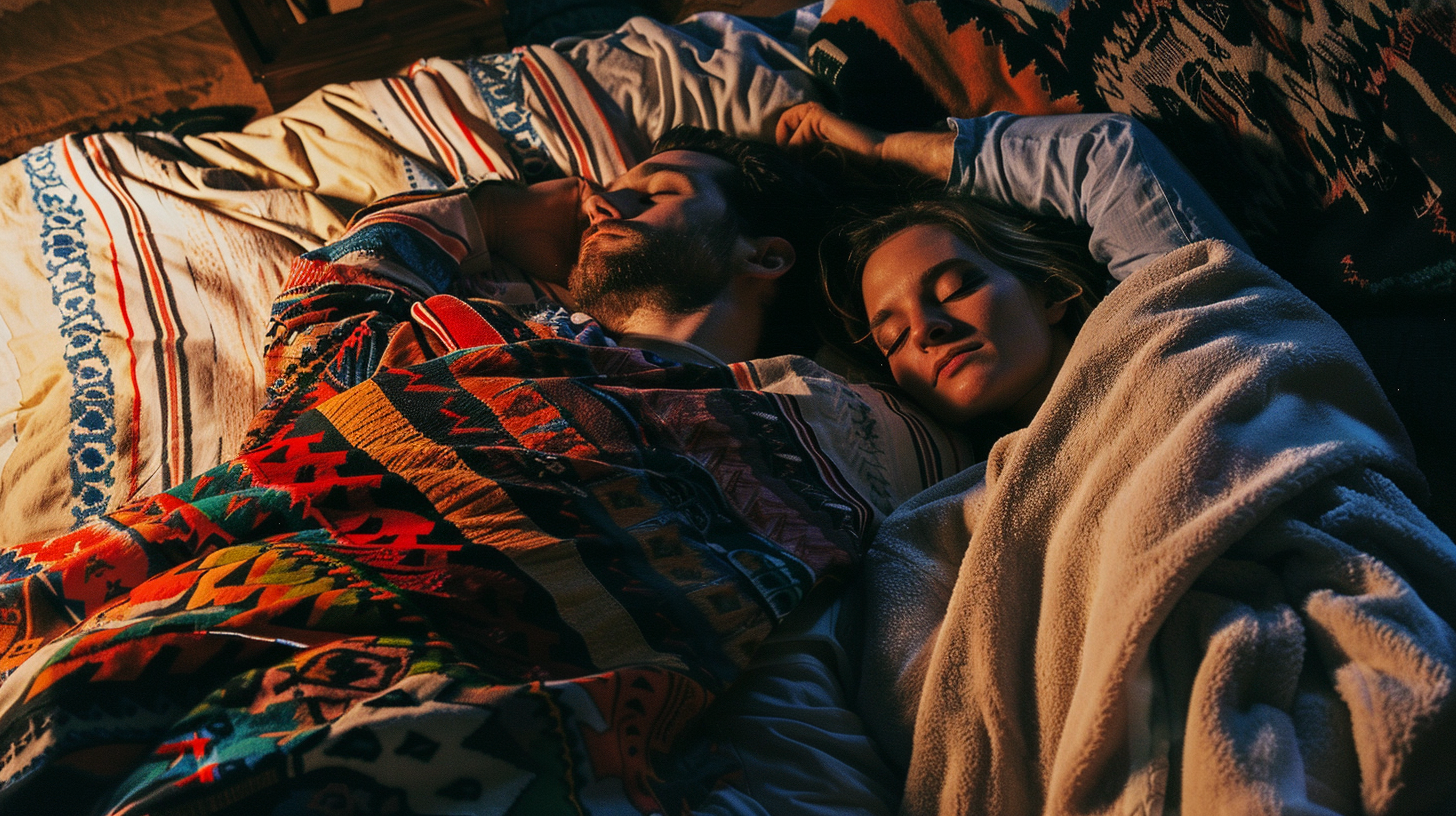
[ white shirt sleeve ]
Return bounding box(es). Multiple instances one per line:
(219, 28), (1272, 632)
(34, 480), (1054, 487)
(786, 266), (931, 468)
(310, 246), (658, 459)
(947, 112), (1251, 280)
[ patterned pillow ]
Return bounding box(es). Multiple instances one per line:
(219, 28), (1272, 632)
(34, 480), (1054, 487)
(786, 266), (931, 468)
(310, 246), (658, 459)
(808, 0), (1456, 311)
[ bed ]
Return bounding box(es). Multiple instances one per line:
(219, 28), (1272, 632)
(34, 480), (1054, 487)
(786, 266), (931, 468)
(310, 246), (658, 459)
(1, 0), (1453, 813)
(0, 6), (830, 546)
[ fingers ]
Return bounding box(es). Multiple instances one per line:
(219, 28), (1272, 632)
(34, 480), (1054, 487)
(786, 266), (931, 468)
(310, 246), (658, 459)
(775, 102), (828, 152)
(774, 103), (804, 147)
(775, 102), (886, 166)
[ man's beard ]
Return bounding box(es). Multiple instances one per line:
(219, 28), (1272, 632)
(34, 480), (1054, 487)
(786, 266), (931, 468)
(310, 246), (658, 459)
(570, 220), (738, 330)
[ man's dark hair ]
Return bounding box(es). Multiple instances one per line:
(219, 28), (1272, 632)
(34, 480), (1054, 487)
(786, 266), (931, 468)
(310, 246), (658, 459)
(651, 125), (835, 358)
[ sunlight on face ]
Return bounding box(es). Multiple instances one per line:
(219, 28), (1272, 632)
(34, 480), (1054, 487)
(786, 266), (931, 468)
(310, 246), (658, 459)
(860, 223), (1070, 426)
(571, 151), (741, 327)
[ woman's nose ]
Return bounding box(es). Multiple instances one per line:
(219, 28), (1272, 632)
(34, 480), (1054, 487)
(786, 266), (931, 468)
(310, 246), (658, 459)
(911, 312), (952, 349)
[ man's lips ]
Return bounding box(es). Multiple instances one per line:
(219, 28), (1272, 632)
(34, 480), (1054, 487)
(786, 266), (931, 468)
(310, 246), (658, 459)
(932, 343), (983, 386)
(581, 221), (642, 245)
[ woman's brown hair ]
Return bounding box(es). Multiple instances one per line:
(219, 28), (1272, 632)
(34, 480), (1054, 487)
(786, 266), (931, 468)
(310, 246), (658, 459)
(819, 195), (1105, 376)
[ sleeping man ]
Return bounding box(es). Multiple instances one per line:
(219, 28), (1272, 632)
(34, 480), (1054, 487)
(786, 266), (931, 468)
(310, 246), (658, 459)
(0, 126), (969, 816)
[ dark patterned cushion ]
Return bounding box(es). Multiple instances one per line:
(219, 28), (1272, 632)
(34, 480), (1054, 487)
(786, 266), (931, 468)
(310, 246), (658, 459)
(809, 0), (1456, 312)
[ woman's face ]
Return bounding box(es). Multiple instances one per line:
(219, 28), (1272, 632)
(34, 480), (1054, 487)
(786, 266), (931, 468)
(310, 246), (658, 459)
(859, 223), (1071, 426)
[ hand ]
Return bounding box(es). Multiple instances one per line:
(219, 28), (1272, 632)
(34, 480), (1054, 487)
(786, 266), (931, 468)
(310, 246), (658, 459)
(775, 102), (888, 166)
(777, 102), (957, 182)
(473, 177), (595, 285)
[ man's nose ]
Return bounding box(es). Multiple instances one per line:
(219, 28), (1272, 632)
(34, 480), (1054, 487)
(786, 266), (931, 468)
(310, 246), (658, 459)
(585, 189), (641, 224)
(584, 191), (618, 225)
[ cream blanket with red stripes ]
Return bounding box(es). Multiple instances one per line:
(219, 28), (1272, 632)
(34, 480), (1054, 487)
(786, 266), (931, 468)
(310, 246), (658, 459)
(0, 10), (823, 545)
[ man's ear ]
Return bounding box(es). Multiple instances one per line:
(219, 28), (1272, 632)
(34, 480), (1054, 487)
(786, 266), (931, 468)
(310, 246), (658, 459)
(741, 236), (795, 280)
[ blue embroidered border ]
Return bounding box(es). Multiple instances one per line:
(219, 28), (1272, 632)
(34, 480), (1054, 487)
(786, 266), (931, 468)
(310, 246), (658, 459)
(302, 221), (460, 293)
(22, 141), (118, 527)
(368, 103), (449, 192)
(465, 53), (560, 181)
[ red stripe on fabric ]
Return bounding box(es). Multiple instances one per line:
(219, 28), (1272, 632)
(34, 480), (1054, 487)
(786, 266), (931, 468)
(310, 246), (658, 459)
(522, 57), (594, 180)
(389, 77), (466, 183)
(351, 211), (471, 261)
(728, 362), (760, 390)
(381, 81), (449, 170)
(560, 59), (629, 174)
(524, 53), (607, 182)
(281, 257), (410, 294)
(420, 295), (508, 349)
(62, 139), (143, 498)
(410, 301), (459, 352)
(412, 64), (500, 175)
(85, 136), (186, 485)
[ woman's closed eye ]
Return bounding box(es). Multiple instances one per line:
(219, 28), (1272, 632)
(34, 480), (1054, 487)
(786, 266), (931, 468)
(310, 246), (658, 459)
(939, 267), (987, 302)
(875, 325), (908, 356)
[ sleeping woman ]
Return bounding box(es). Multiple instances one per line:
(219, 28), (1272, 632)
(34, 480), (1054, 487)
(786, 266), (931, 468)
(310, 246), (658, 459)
(777, 101), (1249, 431)
(777, 104), (1456, 815)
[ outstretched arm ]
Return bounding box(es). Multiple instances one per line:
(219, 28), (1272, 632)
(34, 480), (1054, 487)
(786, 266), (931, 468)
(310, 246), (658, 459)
(776, 102), (957, 181)
(777, 103), (1249, 280)
(947, 112), (1249, 280)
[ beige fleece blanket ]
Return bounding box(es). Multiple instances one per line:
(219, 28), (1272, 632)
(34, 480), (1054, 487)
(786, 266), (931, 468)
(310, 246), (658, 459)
(861, 240), (1456, 815)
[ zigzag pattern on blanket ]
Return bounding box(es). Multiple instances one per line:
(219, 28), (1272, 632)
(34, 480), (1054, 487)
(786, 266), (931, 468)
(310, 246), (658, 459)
(0, 197), (891, 813)
(1, 7), (833, 544)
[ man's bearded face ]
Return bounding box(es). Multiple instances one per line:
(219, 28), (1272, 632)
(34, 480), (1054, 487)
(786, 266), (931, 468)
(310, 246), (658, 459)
(570, 215), (739, 329)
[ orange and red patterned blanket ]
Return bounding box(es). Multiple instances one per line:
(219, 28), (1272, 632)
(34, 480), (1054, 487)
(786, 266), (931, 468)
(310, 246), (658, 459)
(0, 191), (922, 815)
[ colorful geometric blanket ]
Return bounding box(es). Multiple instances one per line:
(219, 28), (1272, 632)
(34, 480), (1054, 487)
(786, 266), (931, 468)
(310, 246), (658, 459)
(0, 191), (959, 815)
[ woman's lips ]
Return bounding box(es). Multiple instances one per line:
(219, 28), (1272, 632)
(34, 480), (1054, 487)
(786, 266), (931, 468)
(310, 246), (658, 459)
(932, 343), (983, 386)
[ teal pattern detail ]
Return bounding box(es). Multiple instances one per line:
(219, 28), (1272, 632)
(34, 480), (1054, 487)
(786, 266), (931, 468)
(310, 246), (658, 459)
(22, 140), (118, 526)
(465, 52), (560, 180)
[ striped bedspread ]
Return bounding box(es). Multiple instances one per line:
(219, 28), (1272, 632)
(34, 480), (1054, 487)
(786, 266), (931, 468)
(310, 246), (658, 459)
(0, 9), (825, 546)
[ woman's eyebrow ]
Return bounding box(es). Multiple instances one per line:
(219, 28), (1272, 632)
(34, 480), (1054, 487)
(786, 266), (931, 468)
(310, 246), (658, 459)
(866, 257), (975, 330)
(867, 308), (895, 332)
